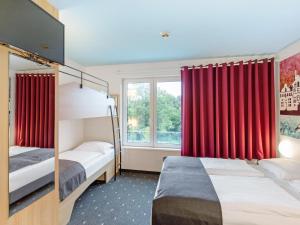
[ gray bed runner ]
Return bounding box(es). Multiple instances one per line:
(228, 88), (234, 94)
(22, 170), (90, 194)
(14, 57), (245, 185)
(59, 159), (87, 201)
(9, 148), (55, 204)
(152, 156), (222, 225)
(9, 173), (54, 204)
(9, 148), (54, 173)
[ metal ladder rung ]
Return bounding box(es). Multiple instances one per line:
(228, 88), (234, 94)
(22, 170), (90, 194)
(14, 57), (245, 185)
(109, 104), (122, 181)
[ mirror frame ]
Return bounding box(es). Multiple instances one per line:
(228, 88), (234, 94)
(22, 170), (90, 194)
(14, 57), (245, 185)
(0, 45), (10, 224)
(0, 45), (59, 222)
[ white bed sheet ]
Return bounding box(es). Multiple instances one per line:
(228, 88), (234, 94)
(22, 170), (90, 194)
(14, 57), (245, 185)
(9, 158), (54, 193)
(289, 180), (300, 195)
(9, 146), (39, 157)
(200, 158), (264, 177)
(210, 175), (300, 225)
(59, 148), (114, 178)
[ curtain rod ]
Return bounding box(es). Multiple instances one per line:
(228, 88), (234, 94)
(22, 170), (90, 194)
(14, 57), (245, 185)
(16, 73), (54, 77)
(15, 68), (54, 73)
(181, 58), (274, 70)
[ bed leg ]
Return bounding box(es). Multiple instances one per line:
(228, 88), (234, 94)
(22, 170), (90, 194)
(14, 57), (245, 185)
(97, 173), (106, 182)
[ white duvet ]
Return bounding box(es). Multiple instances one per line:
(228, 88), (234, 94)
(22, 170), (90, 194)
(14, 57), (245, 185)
(210, 175), (300, 225)
(59, 147), (114, 178)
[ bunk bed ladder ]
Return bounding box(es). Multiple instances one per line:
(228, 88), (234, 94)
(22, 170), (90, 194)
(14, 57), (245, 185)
(114, 105), (122, 175)
(109, 105), (122, 181)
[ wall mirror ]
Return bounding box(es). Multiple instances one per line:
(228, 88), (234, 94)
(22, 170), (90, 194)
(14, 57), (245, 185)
(8, 53), (55, 215)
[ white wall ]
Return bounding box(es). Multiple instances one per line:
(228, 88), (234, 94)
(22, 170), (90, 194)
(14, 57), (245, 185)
(277, 39), (300, 160)
(59, 83), (113, 120)
(59, 119), (84, 152)
(122, 147), (180, 172)
(277, 40), (300, 61)
(58, 59), (86, 152)
(83, 117), (113, 143)
(279, 135), (300, 159)
(85, 54), (275, 171)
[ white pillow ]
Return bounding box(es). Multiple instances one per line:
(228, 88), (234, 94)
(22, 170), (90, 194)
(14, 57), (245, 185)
(73, 141), (114, 154)
(200, 158), (264, 177)
(259, 158), (300, 180)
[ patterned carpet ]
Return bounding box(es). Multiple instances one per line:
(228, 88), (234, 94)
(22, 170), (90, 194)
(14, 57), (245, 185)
(69, 172), (159, 225)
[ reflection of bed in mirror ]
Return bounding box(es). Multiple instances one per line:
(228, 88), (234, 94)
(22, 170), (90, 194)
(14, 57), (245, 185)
(8, 54), (55, 215)
(9, 146), (55, 205)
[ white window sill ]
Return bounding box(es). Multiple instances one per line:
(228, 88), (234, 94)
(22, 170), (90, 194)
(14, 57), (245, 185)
(122, 146), (180, 152)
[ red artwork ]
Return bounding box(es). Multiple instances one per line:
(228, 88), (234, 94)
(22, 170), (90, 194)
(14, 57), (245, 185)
(280, 53), (300, 115)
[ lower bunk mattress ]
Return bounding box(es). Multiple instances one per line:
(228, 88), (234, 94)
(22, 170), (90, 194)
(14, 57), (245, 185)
(59, 148), (114, 201)
(152, 156), (300, 225)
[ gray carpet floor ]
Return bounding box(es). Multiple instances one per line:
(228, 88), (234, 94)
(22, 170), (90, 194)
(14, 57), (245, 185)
(68, 172), (159, 225)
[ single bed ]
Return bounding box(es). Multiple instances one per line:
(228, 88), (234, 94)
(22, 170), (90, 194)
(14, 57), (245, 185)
(9, 146), (55, 205)
(152, 156), (300, 225)
(60, 148), (114, 179)
(59, 141), (116, 225)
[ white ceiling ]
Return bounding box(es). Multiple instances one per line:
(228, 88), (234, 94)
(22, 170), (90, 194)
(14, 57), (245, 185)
(49, 0), (300, 66)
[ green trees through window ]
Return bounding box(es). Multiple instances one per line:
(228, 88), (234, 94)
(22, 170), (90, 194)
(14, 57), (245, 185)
(156, 82), (181, 145)
(125, 80), (181, 147)
(127, 82), (151, 143)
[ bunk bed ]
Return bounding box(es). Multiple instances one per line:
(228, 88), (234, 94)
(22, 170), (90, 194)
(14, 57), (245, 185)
(58, 67), (121, 225)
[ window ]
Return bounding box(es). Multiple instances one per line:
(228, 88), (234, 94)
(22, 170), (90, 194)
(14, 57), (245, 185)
(126, 82), (151, 144)
(123, 78), (181, 148)
(156, 81), (181, 146)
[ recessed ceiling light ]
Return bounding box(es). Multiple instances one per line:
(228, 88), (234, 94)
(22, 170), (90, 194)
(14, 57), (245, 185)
(160, 32), (170, 39)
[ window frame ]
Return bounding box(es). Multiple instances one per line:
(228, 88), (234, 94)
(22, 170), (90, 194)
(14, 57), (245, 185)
(122, 77), (181, 149)
(123, 78), (154, 147)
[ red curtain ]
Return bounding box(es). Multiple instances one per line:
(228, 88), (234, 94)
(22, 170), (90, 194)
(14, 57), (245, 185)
(181, 59), (276, 160)
(15, 73), (55, 148)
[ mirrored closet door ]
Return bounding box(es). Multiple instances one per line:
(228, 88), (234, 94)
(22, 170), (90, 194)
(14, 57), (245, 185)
(8, 54), (55, 216)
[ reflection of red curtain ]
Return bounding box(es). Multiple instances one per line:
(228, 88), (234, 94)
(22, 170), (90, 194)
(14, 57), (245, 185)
(15, 74), (55, 148)
(181, 59), (276, 160)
